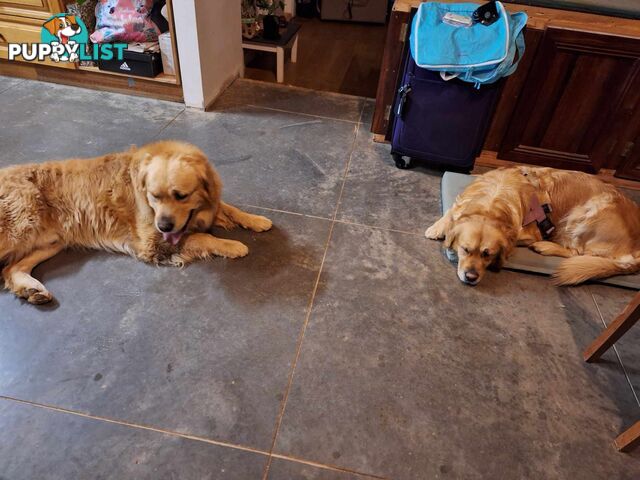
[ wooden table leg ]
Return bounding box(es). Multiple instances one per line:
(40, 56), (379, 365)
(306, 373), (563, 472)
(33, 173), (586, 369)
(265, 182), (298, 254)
(291, 35), (298, 63)
(583, 291), (640, 363)
(276, 46), (284, 83)
(615, 421), (640, 452)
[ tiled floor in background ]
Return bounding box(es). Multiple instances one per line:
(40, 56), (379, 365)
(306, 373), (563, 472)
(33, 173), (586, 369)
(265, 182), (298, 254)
(0, 75), (639, 479)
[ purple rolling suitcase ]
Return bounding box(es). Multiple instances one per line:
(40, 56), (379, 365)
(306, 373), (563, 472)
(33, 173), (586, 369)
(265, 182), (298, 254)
(390, 51), (501, 171)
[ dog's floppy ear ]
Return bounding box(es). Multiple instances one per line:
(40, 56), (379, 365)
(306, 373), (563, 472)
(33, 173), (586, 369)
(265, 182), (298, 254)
(443, 223), (458, 250)
(183, 151), (222, 205)
(42, 17), (60, 35)
(488, 246), (505, 272)
(201, 163), (222, 204)
(136, 153), (151, 192)
(489, 226), (517, 271)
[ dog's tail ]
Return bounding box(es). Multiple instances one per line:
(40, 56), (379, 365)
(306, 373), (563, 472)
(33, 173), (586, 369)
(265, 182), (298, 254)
(552, 255), (640, 286)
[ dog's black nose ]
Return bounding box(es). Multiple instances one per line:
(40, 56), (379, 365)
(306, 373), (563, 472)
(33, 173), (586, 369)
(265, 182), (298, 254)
(464, 270), (479, 283)
(157, 218), (174, 233)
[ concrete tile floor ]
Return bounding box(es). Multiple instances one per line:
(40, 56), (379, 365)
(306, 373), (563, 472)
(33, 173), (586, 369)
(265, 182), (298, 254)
(0, 75), (639, 479)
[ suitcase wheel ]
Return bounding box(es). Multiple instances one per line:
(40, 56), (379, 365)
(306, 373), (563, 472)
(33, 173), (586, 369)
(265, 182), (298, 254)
(392, 153), (413, 170)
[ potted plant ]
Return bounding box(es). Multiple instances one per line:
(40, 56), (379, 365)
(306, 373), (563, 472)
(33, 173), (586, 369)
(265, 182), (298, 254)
(241, 0), (259, 39)
(256, 0), (284, 40)
(66, 0), (98, 66)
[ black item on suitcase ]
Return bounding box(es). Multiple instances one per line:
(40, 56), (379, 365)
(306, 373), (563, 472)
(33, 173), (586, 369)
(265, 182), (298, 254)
(389, 37), (502, 171)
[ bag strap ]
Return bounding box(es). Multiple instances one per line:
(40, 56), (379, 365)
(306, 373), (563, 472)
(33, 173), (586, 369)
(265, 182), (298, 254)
(440, 71), (460, 81)
(500, 12), (527, 77)
(465, 10), (527, 85)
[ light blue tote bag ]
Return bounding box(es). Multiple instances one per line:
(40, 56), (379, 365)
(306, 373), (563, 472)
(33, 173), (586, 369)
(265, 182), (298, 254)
(410, 1), (527, 87)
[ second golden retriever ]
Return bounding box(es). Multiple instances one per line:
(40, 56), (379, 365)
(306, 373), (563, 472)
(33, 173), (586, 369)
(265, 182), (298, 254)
(426, 167), (640, 286)
(0, 140), (272, 304)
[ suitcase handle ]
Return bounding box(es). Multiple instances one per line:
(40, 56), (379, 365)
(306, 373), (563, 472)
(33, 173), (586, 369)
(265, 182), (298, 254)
(396, 84), (412, 118)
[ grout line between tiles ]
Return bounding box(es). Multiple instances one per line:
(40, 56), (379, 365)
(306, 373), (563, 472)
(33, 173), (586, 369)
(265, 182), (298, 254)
(239, 204), (426, 237)
(238, 204), (332, 222)
(0, 78), (26, 95)
(269, 453), (389, 479)
(152, 108), (187, 139)
(246, 104), (361, 125)
(0, 395), (268, 456)
(611, 346), (640, 408)
(261, 102), (367, 480)
(0, 395), (385, 479)
(334, 218), (425, 237)
(238, 77), (369, 102)
(589, 289), (640, 408)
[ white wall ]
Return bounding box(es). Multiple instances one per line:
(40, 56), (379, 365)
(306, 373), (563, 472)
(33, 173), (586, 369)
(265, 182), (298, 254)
(173, 0), (244, 109)
(173, 1), (203, 108)
(284, 0), (296, 16)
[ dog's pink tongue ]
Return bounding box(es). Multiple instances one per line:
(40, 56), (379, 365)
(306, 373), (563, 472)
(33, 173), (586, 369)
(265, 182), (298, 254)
(163, 232), (183, 245)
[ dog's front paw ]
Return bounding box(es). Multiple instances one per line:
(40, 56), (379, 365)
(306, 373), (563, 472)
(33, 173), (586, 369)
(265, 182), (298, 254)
(250, 215), (273, 232)
(219, 239), (249, 258)
(168, 254), (186, 268)
(425, 224), (444, 240)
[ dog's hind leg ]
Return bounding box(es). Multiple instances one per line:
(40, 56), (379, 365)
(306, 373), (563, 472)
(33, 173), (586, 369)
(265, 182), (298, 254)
(529, 241), (576, 258)
(2, 243), (63, 304)
(214, 202), (272, 232)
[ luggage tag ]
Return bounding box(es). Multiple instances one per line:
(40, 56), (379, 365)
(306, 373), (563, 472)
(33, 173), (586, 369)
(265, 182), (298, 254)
(472, 1), (500, 26)
(442, 12), (473, 27)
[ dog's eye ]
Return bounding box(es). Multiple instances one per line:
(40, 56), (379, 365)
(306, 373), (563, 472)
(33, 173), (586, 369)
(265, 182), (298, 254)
(462, 247), (469, 254)
(174, 192), (188, 201)
(482, 249), (491, 258)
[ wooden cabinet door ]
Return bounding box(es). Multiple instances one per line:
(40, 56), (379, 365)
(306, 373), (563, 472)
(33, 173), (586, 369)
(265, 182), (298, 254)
(0, 18), (74, 68)
(499, 27), (640, 173)
(0, 0), (46, 8)
(615, 141), (640, 181)
(0, 1), (63, 22)
(617, 157), (640, 181)
(609, 71), (640, 180)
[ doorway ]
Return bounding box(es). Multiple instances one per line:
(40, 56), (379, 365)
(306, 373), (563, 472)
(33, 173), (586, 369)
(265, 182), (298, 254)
(242, 1), (390, 98)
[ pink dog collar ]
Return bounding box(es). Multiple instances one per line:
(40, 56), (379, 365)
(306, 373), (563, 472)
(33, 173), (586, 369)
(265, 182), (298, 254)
(523, 194), (555, 239)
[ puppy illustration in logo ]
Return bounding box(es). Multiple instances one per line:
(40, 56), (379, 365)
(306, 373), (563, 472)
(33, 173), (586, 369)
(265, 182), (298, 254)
(42, 15), (82, 62)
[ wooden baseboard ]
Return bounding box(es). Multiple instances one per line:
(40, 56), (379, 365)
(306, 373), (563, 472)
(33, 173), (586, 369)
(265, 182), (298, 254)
(365, 144), (640, 190)
(204, 72), (241, 111)
(0, 61), (183, 103)
(77, 65), (179, 84)
(476, 151), (640, 190)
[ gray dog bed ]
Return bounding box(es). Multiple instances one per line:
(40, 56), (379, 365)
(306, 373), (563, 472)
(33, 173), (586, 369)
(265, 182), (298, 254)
(440, 171), (640, 289)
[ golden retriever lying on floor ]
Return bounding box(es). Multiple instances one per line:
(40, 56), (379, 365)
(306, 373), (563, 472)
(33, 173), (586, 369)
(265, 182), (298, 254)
(0, 140), (272, 304)
(426, 166), (640, 286)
